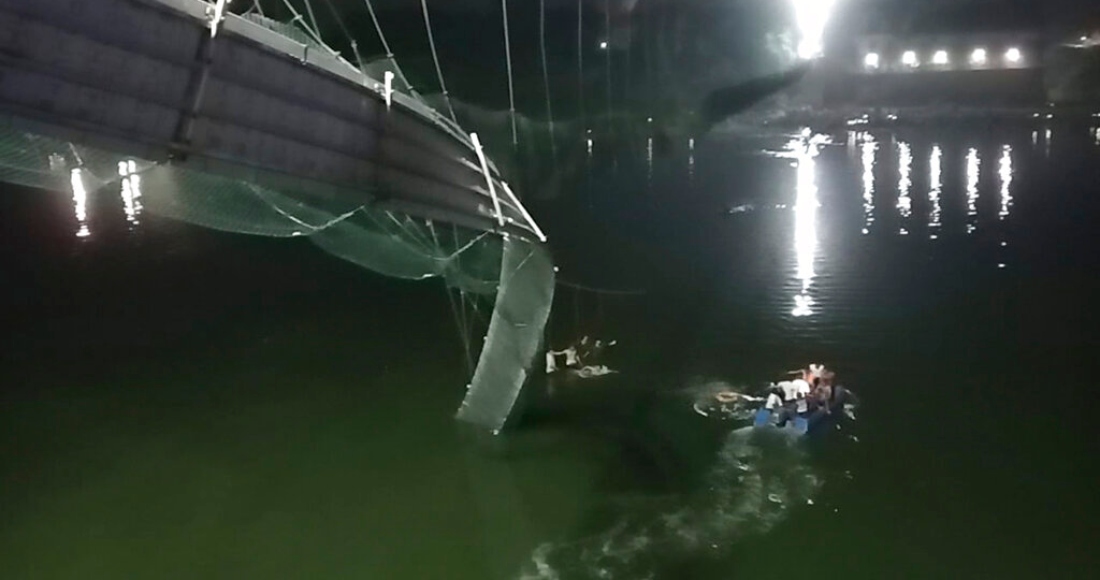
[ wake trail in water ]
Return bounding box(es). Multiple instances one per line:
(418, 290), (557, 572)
(518, 425), (821, 580)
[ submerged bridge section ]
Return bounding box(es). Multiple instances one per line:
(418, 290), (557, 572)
(0, 0), (543, 240)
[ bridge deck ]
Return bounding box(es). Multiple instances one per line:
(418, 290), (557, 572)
(0, 0), (541, 240)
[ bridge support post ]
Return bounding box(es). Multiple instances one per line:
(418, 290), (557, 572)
(170, 0), (231, 159)
(384, 71), (394, 108)
(470, 132), (505, 228)
(501, 182), (547, 242)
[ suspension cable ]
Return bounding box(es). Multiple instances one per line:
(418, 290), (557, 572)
(501, 0), (518, 148)
(624, 13), (632, 106)
(279, 0), (330, 52)
(557, 278), (646, 296)
(540, 0), (558, 167)
(361, 0), (393, 58)
(300, 0), (322, 42)
(359, 0), (415, 99)
(605, 0), (612, 135)
(577, 0), (585, 133)
(317, 0), (366, 72)
(450, 227), (473, 361)
(320, 0), (353, 47)
(419, 0), (458, 123)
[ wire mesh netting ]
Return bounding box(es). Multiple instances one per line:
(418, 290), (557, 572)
(0, 108), (551, 430)
(456, 234), (555, 432)
(0, 1), (563, 432)
(241, 11), (327, 51)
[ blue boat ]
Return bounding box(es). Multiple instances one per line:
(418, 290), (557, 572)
(753, 386), (855, 435)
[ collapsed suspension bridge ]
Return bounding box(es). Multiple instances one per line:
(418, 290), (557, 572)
(0, 0), (592, 432)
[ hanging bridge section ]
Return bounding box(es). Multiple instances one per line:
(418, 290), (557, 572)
(0, 0), (554, 434)
(0, 0), (544, 242)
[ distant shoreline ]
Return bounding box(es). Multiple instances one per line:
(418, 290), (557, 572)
(749, 104), (1100, 132)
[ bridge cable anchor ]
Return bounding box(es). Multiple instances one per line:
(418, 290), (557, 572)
(206, 0), (231, 39)
(384, 71), (394, 109)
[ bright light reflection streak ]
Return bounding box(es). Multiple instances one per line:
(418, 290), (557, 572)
(966, 148), (980, 234)
(791, 135), (820, 317)
(998, 145), (1012, 220)
(688, 139), (695, 183)
(897, 142), (912, 234)
(1094, 127), (1100, 146)
(646, 137), (653, 184)
(71, 168), (90, 238)
(861, 135), (876, 235)
(118, 160), (143, 226)
(791, 0), (836, 60)
(929, 145), (942, 238)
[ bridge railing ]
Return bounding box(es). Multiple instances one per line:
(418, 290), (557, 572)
(206, 0), (525, 233)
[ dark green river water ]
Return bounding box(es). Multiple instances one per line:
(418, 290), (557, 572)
(3, 121), (1099, 579)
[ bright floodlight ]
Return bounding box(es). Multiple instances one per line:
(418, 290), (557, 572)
(970, 48), (987, 65)
(864, 52), (880, 69)
(901, 50), (918, 67)
(932, 50), (949, 65)
(1005, 47), (1022, 63)
(791, 0), (837, 60)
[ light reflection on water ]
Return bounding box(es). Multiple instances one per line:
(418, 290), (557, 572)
(688, 138), (695, 184)
(118, 160), (143, 227)
(860, 134), (876, 235)
(792, 135), (820, 317)
(861, 139), (1018, 238)
(966, 148), (980, 234)
(897, 141), (912, 235)
(999, 145), (1013, 220)
(70, 168), (90, 239)
(929, 145), (943, 238)
(646, 137), (653, 186)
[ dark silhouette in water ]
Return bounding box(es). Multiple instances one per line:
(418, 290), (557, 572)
(429, 61), (813, 199)
(695, 63), (812, 134)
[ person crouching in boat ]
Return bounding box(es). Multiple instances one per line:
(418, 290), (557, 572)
(811, 371), (835, 414)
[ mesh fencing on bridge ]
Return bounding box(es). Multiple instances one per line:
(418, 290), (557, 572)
(0, 119), (553, 432)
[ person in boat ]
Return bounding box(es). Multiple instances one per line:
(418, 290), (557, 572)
(779, 374), (812, 404)
(812, 371), (835, 413)
(802, 363), (825, 382)
(765, 385), (785, 410)
(771, 365), (818, 426)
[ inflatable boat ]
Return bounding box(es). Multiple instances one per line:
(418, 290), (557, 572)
(753, 386), (855, 435)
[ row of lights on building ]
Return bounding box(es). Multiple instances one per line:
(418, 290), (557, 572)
(864, 47), (1023, 69)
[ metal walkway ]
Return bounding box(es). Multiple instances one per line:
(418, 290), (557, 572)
(0, 0), (544, 242)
